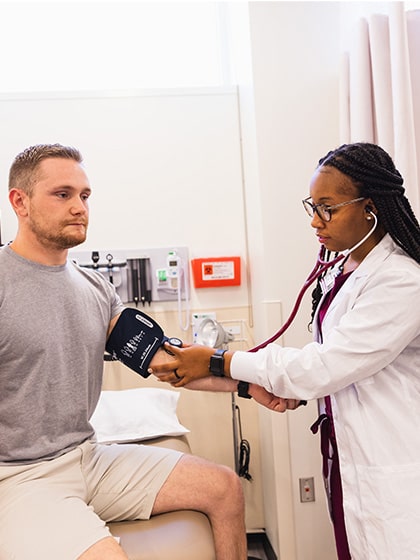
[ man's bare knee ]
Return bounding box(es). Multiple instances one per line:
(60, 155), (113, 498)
(152, 455), (244, 517)
(208, 463), (244, 514)
(153, 456), (247, 560)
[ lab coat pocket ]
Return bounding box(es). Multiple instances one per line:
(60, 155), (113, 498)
(356, 463), (420, 559)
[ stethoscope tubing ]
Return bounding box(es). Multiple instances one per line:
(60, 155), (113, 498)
(248, 213), (377, 353)
(245, 215), (378, 406)
(249, 247), (344, 353)
(246, 247), (343, 407)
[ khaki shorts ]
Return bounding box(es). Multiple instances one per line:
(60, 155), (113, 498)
(0, 440), (182, 560)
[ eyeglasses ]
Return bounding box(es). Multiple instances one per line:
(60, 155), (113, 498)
(302, 197), (365, 222)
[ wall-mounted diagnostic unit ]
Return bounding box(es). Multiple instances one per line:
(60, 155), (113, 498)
(70, 246), (190, 307)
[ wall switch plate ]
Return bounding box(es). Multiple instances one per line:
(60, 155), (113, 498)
(225, 325), (241, 336)
(299, 477), (315, 502)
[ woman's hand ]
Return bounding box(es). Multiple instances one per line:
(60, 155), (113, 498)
(148, 343), (215, 387)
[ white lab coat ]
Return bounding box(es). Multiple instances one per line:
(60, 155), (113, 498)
(232, 234), (420, 559)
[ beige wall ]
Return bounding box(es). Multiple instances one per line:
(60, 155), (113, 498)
(102, 305), (265, 532)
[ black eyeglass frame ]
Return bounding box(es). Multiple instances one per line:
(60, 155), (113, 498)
(302, 196), (365, 222)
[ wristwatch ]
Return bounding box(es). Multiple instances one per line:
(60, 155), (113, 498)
(209, 348), (227, 377)
(237, 380), (252, 399)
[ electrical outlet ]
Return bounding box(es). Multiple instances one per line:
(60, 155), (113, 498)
(299, 477), (315, 502)
(224, 325), (241, 336)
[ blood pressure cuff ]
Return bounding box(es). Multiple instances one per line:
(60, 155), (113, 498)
(105, 308), (166, 378)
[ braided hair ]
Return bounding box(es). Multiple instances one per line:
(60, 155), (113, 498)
(310, 142), (420, 325)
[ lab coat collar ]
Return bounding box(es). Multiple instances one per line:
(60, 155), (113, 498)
(312, 234), (396, 339)
(349, 233), (397, 280)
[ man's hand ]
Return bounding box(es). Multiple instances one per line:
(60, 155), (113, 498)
(149, 347), (178, 370)
(152, 361), (304, 415)
(249, 384), (303, 412)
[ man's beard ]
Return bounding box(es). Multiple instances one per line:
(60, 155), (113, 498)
(29, 218), (87, 250)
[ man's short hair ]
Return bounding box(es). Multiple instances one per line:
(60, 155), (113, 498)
(8, 144), (83, 195)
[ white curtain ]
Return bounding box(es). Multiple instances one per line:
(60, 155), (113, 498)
(340, 3), (420, 218)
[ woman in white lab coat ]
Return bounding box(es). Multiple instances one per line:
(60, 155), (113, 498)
(152, 143), (420, 559)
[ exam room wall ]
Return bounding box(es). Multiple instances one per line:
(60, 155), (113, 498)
(240, 3), (340, 559)
(243, 3), (412, 559)
(238, 0), (412, 554)
(0, 2), (344, 558)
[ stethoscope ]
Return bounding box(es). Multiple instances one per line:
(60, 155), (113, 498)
(249, 211), (378, 353)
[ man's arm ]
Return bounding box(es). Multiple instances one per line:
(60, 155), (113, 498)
(155, 375), (299, 413)
(106, 309), (177, 376)
(107, 313), (121, 338)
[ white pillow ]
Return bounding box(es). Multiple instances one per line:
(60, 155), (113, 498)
(90, 388), (189, 444)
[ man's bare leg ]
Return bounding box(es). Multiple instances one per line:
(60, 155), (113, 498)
(152, 454), (247, 560)
(78, 455), (246, 560)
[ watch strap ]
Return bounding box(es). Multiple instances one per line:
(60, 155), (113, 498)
(237, 380), (252, 399)
(209, 348), (227, 377)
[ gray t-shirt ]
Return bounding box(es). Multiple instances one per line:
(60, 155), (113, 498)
(0, 245), (125, 464)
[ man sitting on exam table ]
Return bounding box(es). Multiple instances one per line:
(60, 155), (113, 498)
(0, 143), (288, 560)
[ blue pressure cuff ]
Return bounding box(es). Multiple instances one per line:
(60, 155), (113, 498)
(105, 308), (167, 378)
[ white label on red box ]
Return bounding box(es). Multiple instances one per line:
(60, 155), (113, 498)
(202, 261), (235, 280)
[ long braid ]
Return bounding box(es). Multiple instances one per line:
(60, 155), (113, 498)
(310, 281), (323, 328)
(309, 250), (337, 328)
(309, 142), (420, 325)
(319, 143), (420, 263)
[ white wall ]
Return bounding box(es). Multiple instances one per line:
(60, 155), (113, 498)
(239, 2), (420, 559)
(0, 2), (341, 558)
(0, 2), (392, 558)
(238, 3), (341, 559)
(0, 88), (251, 313)
(0, 79), (270, 532)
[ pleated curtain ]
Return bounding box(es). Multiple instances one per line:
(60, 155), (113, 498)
(340, 3), (420, 218)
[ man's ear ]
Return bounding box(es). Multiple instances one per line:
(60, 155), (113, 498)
(9, 188), (29, 217)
